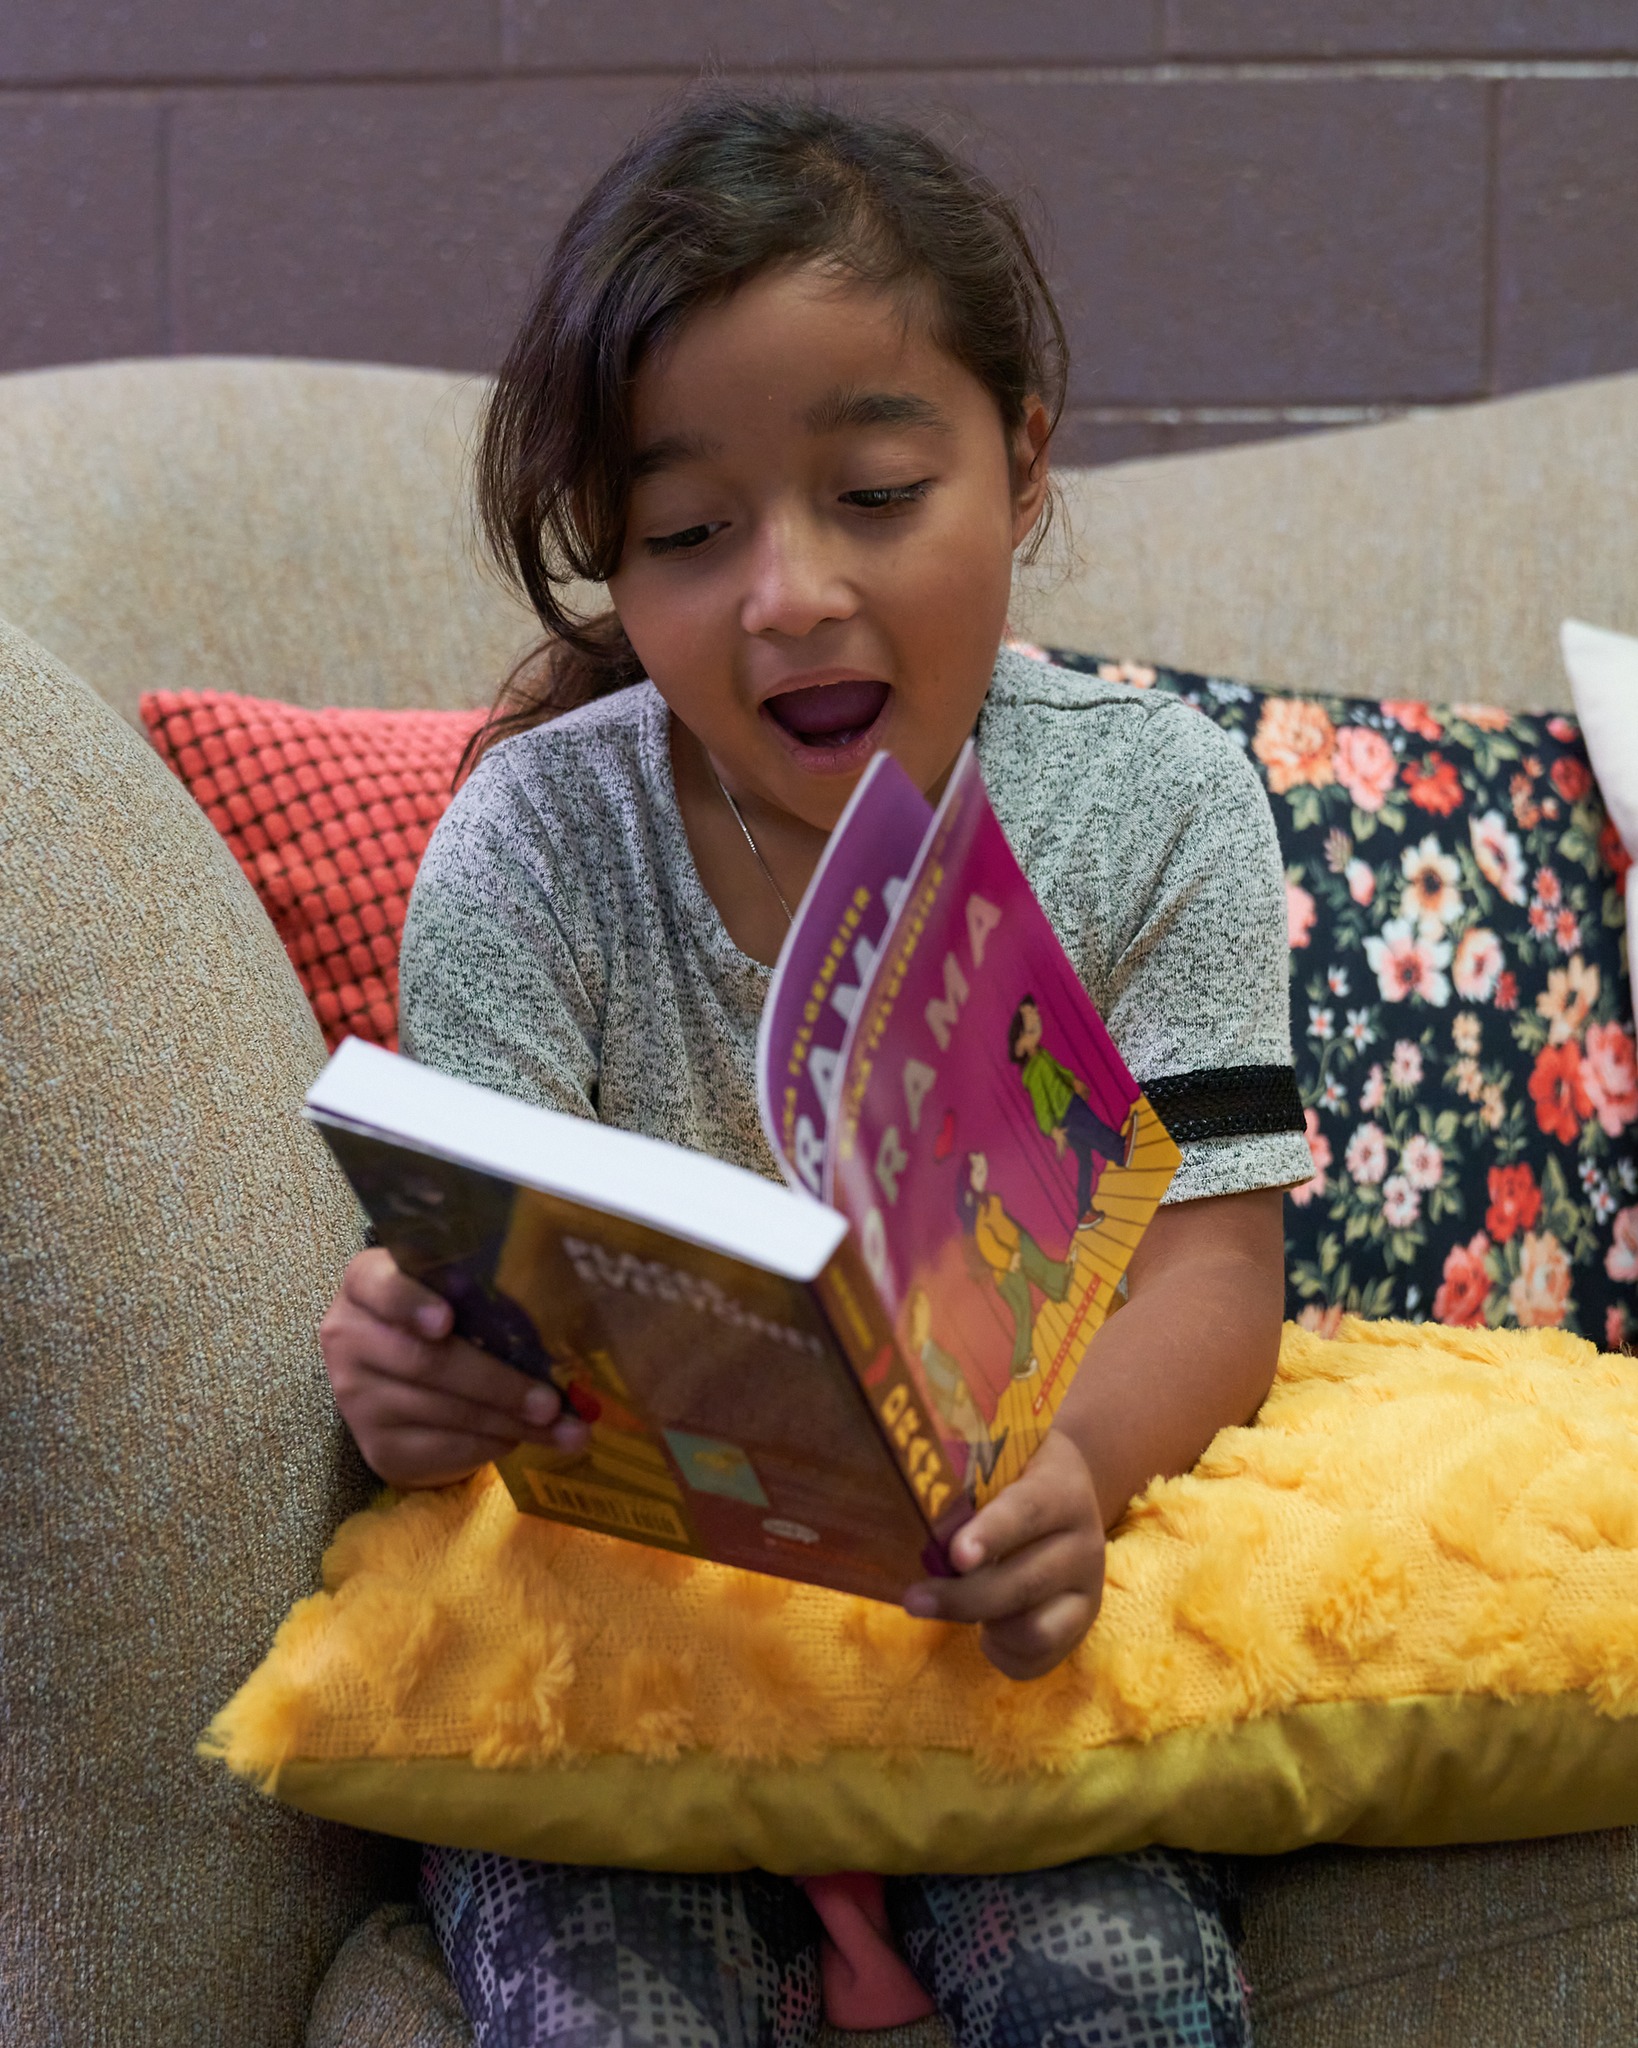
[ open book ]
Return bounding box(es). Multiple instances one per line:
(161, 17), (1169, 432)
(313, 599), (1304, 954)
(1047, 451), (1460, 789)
(308, 743), (1180, 1601)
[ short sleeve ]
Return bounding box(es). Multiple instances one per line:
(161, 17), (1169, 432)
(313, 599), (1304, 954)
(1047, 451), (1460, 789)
(1096, 703), (1313, 1203)
(398, 747), (603, 1120)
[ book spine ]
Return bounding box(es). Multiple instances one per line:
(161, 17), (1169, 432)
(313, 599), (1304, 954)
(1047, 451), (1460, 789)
(813, 1236), (970, 1567)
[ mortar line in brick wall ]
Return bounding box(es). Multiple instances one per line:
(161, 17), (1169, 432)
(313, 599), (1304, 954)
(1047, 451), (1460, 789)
(886, 58), (1638, 83)
(1057, 405), (1489, 434)
(1482, 80), (1501, 396)
(155, 101), (173, 353)
(2, 57), (1638, 97)
(1068, 404), (1411, 424)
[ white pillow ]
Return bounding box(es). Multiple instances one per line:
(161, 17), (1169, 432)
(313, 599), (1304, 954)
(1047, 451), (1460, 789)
(1561, 618), (1638, 1023)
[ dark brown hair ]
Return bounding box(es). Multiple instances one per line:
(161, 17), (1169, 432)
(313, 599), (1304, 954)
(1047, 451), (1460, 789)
(463, 90), (1068, 776)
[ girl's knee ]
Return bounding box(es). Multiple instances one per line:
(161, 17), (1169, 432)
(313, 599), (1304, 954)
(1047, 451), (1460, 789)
(887, 1851), (1250, 2048)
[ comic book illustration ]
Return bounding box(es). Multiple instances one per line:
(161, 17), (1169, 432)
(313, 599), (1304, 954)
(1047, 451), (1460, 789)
(826, 743), (1182, 1511)
(757, 754), (933, 1196)
(316, 1114), (940, 1602)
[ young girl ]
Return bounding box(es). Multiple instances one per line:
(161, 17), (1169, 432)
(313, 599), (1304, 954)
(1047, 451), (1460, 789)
(319, 93), (1311, 2048)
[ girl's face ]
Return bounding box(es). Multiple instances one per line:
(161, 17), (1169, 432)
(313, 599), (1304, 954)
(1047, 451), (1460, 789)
(608, 262), (1051, 833)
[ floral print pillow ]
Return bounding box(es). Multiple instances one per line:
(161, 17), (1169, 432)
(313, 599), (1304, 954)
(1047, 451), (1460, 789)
(1039, 648), (1636, 1348)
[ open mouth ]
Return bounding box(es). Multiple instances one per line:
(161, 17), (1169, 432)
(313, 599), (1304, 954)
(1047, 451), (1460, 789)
(763, 677), (891, 753)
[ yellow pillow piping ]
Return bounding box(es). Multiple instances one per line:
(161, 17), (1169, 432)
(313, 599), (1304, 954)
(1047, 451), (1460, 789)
(264, 1693), (1638, 1873)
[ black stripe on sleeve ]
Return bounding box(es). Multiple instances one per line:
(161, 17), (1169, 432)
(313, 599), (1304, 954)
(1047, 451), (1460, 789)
(1142, 1064), (1306, 1144)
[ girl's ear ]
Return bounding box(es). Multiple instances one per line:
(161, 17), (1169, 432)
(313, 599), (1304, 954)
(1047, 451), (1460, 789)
(1010, 394), (1054, 551)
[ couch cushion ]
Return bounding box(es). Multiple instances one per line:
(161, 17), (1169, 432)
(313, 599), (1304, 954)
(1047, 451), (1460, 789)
(1239, 1828), (1638, 2046)
(1010, 370), (1638, 714)
(0, 358), (541, 727)
(307, 1905), (472, 2048)
(142, 688), (484, 1049)
(0, 613), (411, 2043)
(1040, 649), (1636, 1345)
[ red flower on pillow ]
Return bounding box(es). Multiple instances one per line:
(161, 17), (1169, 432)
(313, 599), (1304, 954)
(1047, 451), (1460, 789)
(1432, 1233), (1492, 1327)
(1484, 1164), (1542, 1243)
(1382, 700), (1443, 742)
(1584, 1022), (1638, 1137)
(1551, 755), (1593, 804)
(1610, 1209), (1638, 1286)
(1402, 753), (1463, 815)
(1333, 727), (1397, 812)
(1528, 1040), (1592, 1146)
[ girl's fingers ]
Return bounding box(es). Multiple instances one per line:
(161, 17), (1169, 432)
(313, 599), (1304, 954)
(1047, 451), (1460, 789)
(328, 1306), (570, 1433)
(948, 1433), (1095, 1574)
(950, 1485), (1052, 1576)
(342, 1246), (455, 1338)
(904, 1526), (1101, 1629)
(367, 1424), (528, 1491)
(980, 1592), (1096, 1681)
(355, 1376), (556, 1451)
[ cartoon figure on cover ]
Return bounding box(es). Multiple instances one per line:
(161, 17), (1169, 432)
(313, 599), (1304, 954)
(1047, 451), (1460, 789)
(904, 984), (1149, 1503)
(904, 1283), (1007, 1492)
(957, 1148), (1071, 1382)
(1008, 994), (1139, 1229)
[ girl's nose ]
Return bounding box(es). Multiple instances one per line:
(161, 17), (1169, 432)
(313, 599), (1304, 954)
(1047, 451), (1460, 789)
(739, 513), (855, 639)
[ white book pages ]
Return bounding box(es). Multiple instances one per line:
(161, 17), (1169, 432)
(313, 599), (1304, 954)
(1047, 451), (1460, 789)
(306, 1038), (848, 1281)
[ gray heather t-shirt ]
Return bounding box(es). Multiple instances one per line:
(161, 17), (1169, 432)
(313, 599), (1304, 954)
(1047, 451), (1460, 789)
(400, 646), (1313, 1204)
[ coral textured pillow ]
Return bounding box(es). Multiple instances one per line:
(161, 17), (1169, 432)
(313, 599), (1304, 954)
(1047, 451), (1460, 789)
(1029, 650), (1637, 1350)
(142, 691), (483, 1049)
(204, 1320), (1638, 1870)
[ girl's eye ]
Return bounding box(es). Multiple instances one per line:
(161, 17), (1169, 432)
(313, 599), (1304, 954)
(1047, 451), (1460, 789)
(842, 481), (931, 513)
(645, 521), (723, 556)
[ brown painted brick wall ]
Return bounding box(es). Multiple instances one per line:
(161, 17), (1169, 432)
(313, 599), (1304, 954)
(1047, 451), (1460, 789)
(2, 3), (1637, 464)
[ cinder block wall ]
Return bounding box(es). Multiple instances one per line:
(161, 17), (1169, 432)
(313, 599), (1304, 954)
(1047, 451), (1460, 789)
(3, 4), (1636, 465)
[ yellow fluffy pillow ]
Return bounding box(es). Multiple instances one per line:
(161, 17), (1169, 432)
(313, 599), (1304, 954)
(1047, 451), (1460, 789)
(205, 1319), (1638, 1872)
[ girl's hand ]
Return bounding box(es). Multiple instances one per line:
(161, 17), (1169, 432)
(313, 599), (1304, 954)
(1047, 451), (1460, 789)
(902, 1430), (1104, 1681)
(318, 1247), (589, 1489)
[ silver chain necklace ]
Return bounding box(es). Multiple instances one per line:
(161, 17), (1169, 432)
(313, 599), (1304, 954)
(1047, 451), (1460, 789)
(708, 759), (794, 925)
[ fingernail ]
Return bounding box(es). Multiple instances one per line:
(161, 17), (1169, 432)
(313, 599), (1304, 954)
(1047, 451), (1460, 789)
(903, 1588), (938, 1619)
(416, 1304), (448, 1338)
(551, 1417), (591, 1452)
(523, 1386), (560, 1427)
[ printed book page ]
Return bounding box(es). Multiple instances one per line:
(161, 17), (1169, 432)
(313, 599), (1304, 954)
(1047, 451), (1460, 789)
(757, 753), (934, 1196)
(825, 744), (1182, 1512)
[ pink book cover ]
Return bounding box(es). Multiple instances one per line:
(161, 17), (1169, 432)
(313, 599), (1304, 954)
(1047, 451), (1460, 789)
(757, 755), (934, 1196)
(823, 744), (1182, 1509)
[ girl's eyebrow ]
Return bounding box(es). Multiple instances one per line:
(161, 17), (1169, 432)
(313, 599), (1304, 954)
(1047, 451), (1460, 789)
(804, 386), (951, 435)
(630, 431), (719, 481)
(629, 388), (950, 481)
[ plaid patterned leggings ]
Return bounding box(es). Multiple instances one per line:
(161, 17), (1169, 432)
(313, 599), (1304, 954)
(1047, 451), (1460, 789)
(423, 1845), (1251, 2047)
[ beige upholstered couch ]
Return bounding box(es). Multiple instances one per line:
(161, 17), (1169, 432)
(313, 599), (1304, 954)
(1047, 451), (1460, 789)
(4, 357), (1636, 2048)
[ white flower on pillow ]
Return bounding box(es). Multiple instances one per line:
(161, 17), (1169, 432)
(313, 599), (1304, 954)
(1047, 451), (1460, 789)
(1469, 810), (1528, 905)
(1365, 919), (1452, 1006)
(1452, 927), (1503, 1001)
(1399, 835), (1462, 935)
